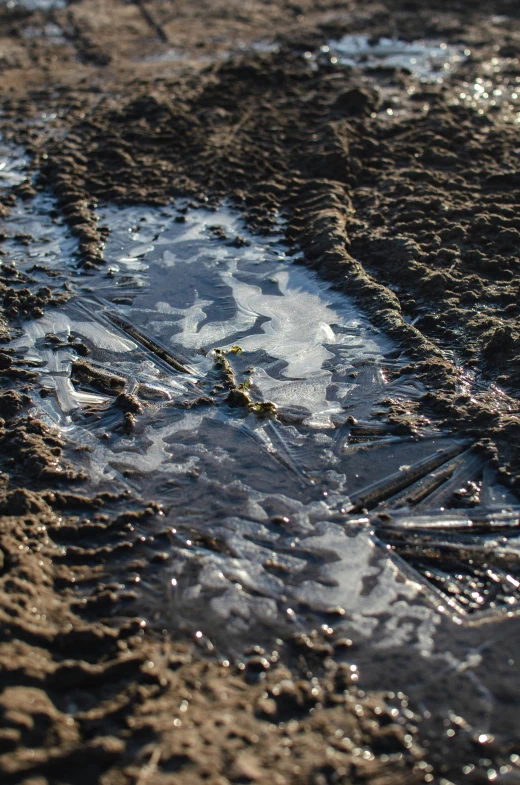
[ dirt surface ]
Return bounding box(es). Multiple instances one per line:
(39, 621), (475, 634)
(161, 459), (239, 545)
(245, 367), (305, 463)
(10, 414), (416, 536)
(1, 1), (520, 783)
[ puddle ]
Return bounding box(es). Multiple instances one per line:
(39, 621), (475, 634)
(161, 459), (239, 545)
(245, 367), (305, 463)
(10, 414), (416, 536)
(452, 57), (520, 124)
(237, 39), (280, 55)
(319, 34), (520, 125)
(142, 48), (192, 64)
(0, 142), (30, 189)
(1, 0), (66, 10)
(142, 38), (279, 65)
(303, 35), (471, 121)
(326, 35), (467, 83)
(21, 22), (66, 45)
(0, 159), (518, 733)
(2, 186), (518, 650)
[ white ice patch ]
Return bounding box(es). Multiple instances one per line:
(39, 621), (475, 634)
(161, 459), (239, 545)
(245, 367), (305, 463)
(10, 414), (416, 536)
(71, 321), (136, 353)
(13, 310), (135, 355)
(221, 268), (338, 377)
(165, 493), (435, 650)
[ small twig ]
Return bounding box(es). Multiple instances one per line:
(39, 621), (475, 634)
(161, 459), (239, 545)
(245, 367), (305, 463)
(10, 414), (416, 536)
(136, 746), (161, 785)
(134, 0), (169, 43)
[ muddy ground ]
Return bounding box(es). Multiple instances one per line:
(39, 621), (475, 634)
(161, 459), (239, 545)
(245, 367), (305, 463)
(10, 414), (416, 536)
(1, 1), (520, 783)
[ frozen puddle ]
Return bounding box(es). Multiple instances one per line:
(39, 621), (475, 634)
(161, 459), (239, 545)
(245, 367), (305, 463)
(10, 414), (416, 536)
(451, 56), (520, 124)
(3, 193), (520, 655)
(1, 0), (66, 10)
(323, 35), (519, 124)
(326, 35), (467, 82)
(0, 142), (30, 189)
(314, 36), (470, 120)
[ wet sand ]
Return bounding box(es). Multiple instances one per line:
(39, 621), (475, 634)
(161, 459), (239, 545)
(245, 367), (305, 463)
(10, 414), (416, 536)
(1, 1), (520, 783)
